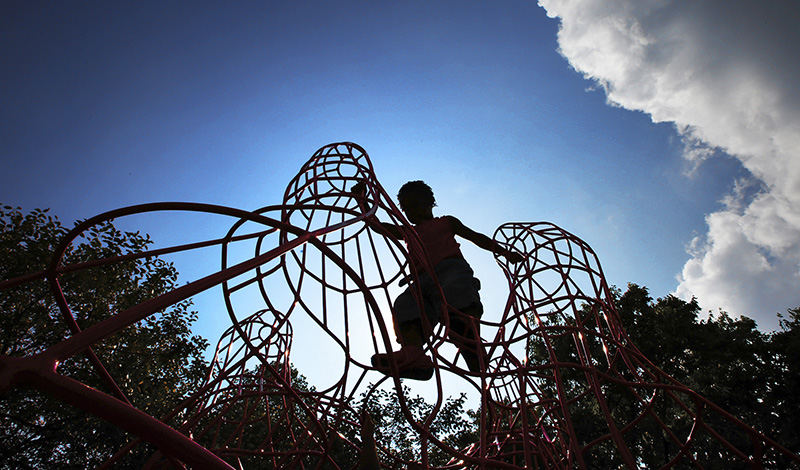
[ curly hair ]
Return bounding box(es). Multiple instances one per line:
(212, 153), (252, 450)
(397, 180), (436, 208)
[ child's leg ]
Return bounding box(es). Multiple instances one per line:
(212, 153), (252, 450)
(391, 284), (436, 347)
(430, 258), (485, 372)
(395, 318), (425, 347)
(372, 319), (434, 380)
(371, 285), (435, 380)
(447, 305), (486, 373)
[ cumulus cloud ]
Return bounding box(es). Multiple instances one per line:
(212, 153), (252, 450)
(538, 0), (800, 329)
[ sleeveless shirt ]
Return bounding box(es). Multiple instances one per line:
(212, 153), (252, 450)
(409, 216), (463, 269)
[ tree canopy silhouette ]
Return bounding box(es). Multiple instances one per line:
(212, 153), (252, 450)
(525, 283), (800, 468)
(0, 206), (209, 469)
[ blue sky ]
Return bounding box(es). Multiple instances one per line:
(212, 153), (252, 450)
(3, 0), (798, 362)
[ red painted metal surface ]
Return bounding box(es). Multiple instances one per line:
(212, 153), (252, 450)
(1, 142), (798, 468)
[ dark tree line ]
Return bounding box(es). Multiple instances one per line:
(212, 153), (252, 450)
(359, 386), (479, 468)
(0, 206), (209, 469)
(613, 284), (800, 466)
(526, 283), (800, 468)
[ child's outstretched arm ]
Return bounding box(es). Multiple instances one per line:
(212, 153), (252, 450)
(349, 181), (404, 240)
(447, 216), (525, 263)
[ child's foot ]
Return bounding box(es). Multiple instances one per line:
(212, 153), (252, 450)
(371, 346), (434, 380)
(457, 343), (486, 374)
(462, 349), (479, 373)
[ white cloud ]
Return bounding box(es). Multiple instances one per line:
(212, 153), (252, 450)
(538, 0), (800, 329)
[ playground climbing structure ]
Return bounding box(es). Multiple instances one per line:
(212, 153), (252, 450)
(1, 142), (798, 468)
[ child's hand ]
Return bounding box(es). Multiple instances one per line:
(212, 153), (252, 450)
(350, 181), (367, 196)
(503, 250), (525, 263)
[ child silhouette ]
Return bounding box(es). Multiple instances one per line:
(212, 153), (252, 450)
(351, 180), (523, 380)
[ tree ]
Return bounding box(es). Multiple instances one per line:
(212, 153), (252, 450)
(359, 385), (479, 468)
(0, 206), (209, 469)
(527, 283), (799, 467)
(765, 306), (800, 456)
(615, 284), (780, 466)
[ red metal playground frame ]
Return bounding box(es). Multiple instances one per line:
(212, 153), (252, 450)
(1, 142), (798, 468)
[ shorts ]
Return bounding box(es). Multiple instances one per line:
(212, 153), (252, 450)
(393, 257), (483, 331)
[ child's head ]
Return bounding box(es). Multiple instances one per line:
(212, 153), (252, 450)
(397, 181), (435, 224)
(397, 180), (435, 211)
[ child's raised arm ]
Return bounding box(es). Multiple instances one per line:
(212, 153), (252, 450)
(349, 181), (404, 240)
(447, 216), (524, 263)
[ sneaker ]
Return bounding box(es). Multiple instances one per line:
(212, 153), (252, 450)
(459, 346), (485, 374)
(371, 346), (434, 380)
(450, 334), (486, 373)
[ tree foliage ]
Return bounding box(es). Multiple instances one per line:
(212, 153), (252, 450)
(619, 284), (799, 458)
(0, 206), (209, 469)
(359, 385), (479, 468)
(526, 283), (800, 468)
(182, 363), (331, 469)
